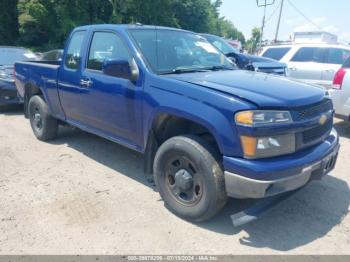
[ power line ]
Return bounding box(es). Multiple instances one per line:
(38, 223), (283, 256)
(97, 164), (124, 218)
(286, 0), (323, 31)
(265, 1), (280, 24)
(286, 0), (349, 43)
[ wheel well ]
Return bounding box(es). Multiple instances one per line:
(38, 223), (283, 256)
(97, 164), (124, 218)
(144, 113), (221, 175)
(24, 84), (43, 118)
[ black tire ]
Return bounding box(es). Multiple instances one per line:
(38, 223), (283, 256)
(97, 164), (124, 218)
(28, 95), (58, 141)
(154, 135), (227, 222)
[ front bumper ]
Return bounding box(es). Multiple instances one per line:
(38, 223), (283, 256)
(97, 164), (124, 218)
(224, 128), (339, 199)
(0, 79), (21, 105)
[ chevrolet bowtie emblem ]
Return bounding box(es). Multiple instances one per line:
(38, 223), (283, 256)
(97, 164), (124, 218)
(319, 114), (328, 125)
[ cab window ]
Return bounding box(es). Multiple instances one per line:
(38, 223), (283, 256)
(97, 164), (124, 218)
(87, 32), (131, 71)
(65, 31), (86, 70)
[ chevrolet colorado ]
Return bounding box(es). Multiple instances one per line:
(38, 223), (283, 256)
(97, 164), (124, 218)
(15, 25), (339, 222)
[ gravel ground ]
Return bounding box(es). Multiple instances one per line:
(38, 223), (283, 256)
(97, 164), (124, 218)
(0, 106), (349, 255)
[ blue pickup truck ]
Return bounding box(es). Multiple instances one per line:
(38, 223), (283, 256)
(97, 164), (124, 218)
(15, 24), (339, 222)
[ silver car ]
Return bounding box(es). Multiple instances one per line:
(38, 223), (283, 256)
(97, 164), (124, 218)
(261, 44), (350, 89)
(329, 57), (350, 120)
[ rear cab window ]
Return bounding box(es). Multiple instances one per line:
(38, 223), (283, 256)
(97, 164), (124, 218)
(261, 47), (291, 61)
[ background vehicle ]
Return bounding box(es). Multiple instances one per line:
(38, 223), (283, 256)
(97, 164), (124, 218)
(41, 49), (63, 61)
(15, 24), (339, 222)
(0, 46), (38, 107)
(226, 39), (242, 51)
(261, 44), (350, 89)
(329, 57), (350, 120)
(202, 34), (287, 76)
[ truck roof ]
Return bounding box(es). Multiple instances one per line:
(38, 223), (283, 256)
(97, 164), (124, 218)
(74, 24), (191, 33)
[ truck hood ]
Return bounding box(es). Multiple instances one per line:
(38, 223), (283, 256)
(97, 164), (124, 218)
(166, 70), (325, 108)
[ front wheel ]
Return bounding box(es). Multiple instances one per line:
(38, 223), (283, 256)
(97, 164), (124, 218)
(28, 95), (58, 141)
(153, 135), (227, 222)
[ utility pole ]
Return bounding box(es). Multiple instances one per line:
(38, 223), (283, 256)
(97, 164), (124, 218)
(274, 0), (284, 42)
(256, 0), (275, 51)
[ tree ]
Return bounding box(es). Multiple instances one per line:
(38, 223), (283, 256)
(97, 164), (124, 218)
(172, 0), (216, 33)
(0, 0), (19, 45)
(245, 27), (261, 53)
(124, 0), (177, 26)
(11, 0), (245, 51)
(217, 19), (245, 44)
(17, 0), (51, 47)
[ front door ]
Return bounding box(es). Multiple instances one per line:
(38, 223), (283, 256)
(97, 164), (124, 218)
(80, 31), (143, 146)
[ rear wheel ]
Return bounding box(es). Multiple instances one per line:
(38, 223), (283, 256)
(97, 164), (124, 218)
(28, 95), (58, 141)
(154, 135), (227, 222)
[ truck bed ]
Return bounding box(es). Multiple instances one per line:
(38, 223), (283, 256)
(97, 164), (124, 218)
(15, 60), (63, 119)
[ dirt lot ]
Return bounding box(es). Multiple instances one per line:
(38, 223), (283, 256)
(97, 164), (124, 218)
(0, 106), (349, 255)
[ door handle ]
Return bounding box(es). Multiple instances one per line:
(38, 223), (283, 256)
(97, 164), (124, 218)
(325, 69), (335, 73)
(80, 79), (93, 88)
(289, 67), (297, 71)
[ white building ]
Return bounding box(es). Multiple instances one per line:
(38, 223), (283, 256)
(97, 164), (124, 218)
(293, 31), (338, 44)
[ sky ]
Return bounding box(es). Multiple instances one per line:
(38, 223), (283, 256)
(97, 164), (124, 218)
(219, 0), (350, 44)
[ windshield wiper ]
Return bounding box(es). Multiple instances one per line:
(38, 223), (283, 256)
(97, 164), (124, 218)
(202, 65), (235, 71)
(159, 65), (234, 75)
(159, 67), (210, 75)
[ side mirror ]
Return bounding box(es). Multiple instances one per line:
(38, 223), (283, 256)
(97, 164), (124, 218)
(102, 58), (139, 82)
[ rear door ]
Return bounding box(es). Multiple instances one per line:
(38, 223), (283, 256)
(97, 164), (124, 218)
(57, 30), (88, 121)
(287, 47), (326, 85)
(322, 48), (350, 88)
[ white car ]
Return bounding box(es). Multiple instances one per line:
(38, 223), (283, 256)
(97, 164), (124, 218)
(261, 44), (350, 89)
(329, 57), (350, 120)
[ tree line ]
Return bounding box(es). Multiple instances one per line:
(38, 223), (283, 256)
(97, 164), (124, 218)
(0, 0), (249, 51)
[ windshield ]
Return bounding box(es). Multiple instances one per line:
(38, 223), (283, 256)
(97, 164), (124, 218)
(130, 29), (234, 74)
(203, 34), (239, 55)
(0, 48), (38, 65)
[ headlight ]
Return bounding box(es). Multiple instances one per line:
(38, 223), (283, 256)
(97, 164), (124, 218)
(240, 133), (295, 159)
(235, 110), (292, 126)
